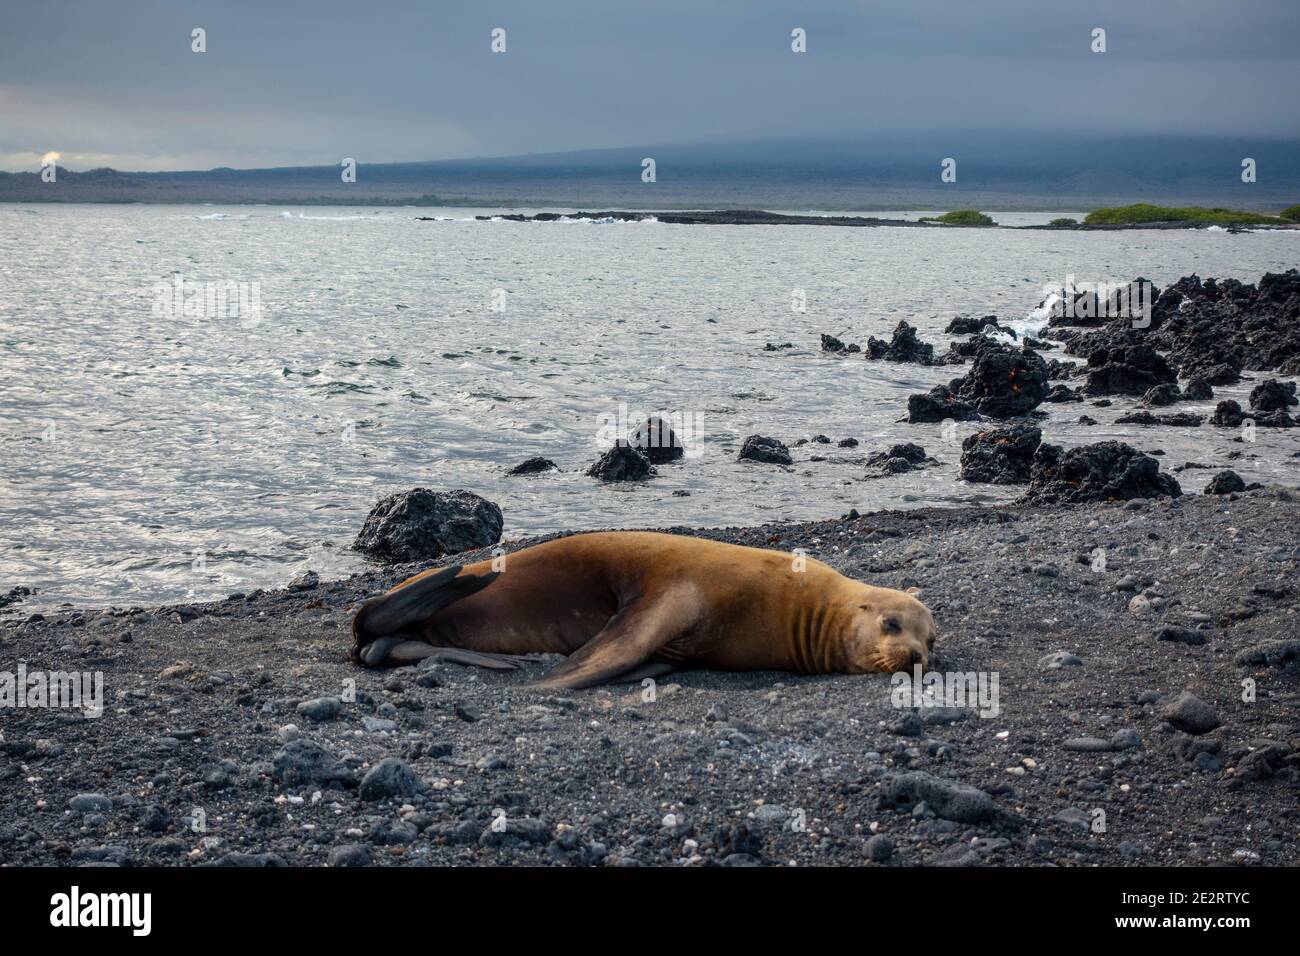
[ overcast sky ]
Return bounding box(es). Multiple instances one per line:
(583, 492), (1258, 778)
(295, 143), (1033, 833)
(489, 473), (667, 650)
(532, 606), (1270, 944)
(2, 0), (1297, 172)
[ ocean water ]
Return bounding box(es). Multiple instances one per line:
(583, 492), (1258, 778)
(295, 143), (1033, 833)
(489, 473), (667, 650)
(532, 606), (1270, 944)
(1, 203), (1298, 612)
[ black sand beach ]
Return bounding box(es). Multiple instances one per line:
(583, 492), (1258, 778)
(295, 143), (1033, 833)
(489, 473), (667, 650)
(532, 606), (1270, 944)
(3, 490), (1298, 867)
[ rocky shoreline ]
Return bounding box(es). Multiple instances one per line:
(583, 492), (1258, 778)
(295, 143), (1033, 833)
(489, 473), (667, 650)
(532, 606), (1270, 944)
(3, 491), (1298, 867)
(457, 209), (1300, 230)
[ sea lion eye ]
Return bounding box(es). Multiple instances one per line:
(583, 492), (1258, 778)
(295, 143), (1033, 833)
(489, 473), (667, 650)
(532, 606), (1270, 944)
(880, 617), (901, 634)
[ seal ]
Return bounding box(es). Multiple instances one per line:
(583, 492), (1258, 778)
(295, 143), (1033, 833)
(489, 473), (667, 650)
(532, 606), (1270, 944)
(350, 531), (936, 689)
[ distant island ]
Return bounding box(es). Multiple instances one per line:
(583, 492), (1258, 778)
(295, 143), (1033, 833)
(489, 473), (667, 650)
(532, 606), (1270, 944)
(4, 135), (1300, 211)
(457, 207), (1300, 230)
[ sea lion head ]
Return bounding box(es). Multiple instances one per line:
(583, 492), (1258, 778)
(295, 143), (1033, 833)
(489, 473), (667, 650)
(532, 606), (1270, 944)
(841, 585), (936, 673)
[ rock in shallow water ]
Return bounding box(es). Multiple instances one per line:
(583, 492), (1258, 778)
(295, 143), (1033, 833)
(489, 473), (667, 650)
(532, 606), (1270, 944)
(1249, 379), (1297, 413)
(506, 456), (558, 476)
(864, 320), (938, 364)
(738, 435), (792, 465)
(587, 444), (655, 481)
(629, 416), (685, 464)
(906, 340), (1048, 420)
(354, 488), (503, 562)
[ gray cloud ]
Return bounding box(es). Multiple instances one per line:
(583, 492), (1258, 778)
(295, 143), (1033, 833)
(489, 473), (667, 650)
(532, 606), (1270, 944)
(1, 0), (1297, 171)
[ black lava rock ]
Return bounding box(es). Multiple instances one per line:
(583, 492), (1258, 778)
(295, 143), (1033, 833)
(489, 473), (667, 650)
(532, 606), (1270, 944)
(1211, 400), (1245, 427)
(1141, 383), (1181, 407)
(1249, 379), (1298, 413)
(354, 489), (503, 563)
(905, 384), (980, 423)
(629, 417), (685, 464)
(738, 435), (792, 465)
(864, 320), (937, 364)
(1204, 471), (1246, 495)
(1115, 411), (1204, 426)
(959, 424), (1042, 484)
(587, 445), (656, 481)
(1182, 377), (1214, 400)
(960, 341), (1049, 417)
(1083, 344), (1178, 397)
(945, 315), (1005, 335)
(507, 457), (558, 476)
(864, 443), (934, 477)
(1021, 441), (1181, 504)
(1043, 384), (1082, 403)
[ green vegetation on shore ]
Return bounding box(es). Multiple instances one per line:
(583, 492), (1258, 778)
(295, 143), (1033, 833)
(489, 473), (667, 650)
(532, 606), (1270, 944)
(1048, 217), (1079, 226)
(1083, 203), (1282, 226)
(1282, 205), (1300, 222)
(918, 210), (996, 226)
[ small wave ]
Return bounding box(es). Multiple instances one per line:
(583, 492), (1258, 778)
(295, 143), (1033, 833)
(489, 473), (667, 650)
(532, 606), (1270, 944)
(280, 211), (369, 221)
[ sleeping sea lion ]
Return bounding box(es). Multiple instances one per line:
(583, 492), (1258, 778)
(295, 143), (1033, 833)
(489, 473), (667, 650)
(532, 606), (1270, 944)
(350, 531), (936, 689)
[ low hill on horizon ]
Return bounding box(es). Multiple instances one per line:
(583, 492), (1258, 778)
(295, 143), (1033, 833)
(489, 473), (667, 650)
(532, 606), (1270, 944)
(5, 134), (1299, 210)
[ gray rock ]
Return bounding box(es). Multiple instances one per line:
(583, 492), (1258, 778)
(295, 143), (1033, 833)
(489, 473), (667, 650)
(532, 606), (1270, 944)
(69, 793), (112, 814)
(328, 844), (373, 867)
(1054, 808), (1091, 832)
(1234, 639), (1300, 668)
(359, 757), (427, 801)
(209, 852), (285, 867)
(879, 771), (996, 823)
(287, 569), (319, 592)
(1192, 752), (1222, 773)
(1159, 692), (1221, 735)
(752, 805), (788, 827)
(271, 739), (359, 788)
(1156, 626), (1207, 646)
(296, 697), (342, 722)
(865, 834), (894, 862)
(1039, 651), (1082, 669)
(1063, 737), (1113, 753)
(480, 818), (553, 847)
(890, 713), (924, 737)
(353, 488), (503, 562)
(1110, 729), (1143, 751)
(370, 818), (419, 845)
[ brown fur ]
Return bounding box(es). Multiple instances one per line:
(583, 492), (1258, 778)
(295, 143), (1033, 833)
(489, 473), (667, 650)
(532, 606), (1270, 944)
(351, 531), (936, 689)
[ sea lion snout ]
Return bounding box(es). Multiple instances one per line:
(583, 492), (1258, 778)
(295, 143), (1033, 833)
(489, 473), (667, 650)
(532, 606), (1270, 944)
(843, 587), (937, 674)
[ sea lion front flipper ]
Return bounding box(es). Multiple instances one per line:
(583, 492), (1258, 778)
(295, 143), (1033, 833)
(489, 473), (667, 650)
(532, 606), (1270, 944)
(528, 586), (697, 690)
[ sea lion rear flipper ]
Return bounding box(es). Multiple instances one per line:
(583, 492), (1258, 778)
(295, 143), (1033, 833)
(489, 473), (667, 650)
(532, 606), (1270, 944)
(352, 565), (500, 664)
(528, 587), (697, 690)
